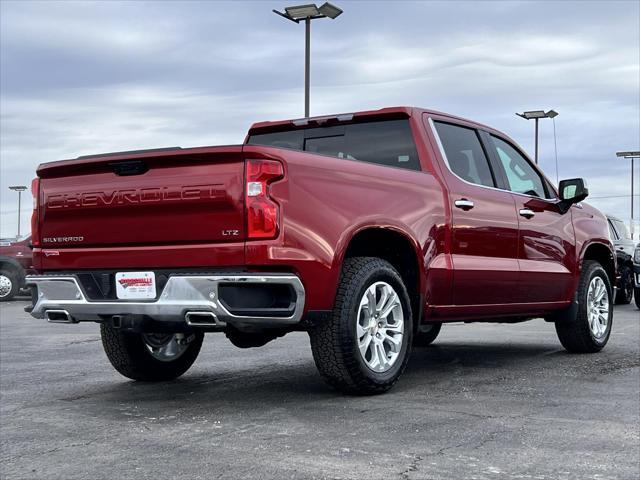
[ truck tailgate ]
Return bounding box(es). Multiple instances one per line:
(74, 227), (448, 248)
(37, 146), (245, 249)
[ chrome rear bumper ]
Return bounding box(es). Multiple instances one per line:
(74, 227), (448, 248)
(25, 274), (305, 328)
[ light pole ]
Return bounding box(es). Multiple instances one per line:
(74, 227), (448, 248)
(8, 185), (27, 238)
(616, 151), (640, 239)
(273, 3), (343, 118)
(516, 109), (558, 164)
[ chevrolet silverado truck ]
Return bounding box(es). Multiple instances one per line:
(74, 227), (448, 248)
(0, 235), (35, 301)
(25, 107), (616, 394)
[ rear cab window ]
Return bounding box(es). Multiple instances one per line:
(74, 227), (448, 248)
(247, 119), (421, 171)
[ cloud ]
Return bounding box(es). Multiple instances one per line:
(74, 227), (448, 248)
(1, 0), (639, 237)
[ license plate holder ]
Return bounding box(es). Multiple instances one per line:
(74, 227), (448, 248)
(115, 272), (156, 300)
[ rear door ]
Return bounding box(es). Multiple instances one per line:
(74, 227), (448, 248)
(429, 118), (520, 306)
(486, 135), (576, 304)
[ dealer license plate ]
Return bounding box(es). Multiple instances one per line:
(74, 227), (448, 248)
(115, 271), (156, 300)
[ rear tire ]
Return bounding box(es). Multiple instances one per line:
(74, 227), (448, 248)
(634, 287), (640, 309)
(555, 261), (612, 353)
(615, 266), (633, 305)
(100, 324), (204, 381)
(0, 269), (19, 302)
(413, 323), (442, 347)
(308, 257), (413, 395)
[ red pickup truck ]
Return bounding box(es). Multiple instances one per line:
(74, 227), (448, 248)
(25, 107), (615, 394)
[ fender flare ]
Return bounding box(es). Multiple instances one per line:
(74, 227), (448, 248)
(331, 220), (427, 305)
(578, 240), (616, 282)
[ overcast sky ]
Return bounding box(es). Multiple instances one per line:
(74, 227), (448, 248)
(1, 0), (639, 238)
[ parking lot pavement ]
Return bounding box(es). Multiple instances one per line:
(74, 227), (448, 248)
(0, 300), (638, 480)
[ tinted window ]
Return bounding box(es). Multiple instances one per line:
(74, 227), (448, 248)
(612, 219), (631, 240)
(247, 129), (304, 150)
(607, 220), (619, 240)
(492, 136), (549, 198)
(247, 119), (420, 171)
(433, 122), (495, 187)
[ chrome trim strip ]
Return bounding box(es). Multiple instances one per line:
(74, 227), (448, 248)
(26, 274), (306, 327)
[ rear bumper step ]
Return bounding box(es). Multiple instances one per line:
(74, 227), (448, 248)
(25, 274), (305, 328)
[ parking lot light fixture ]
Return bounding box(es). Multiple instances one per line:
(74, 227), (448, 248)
(616, 151), (640, 239)
(516, 109), (559, 164)
(8, 185), (27, 238)
(273, 3), (343, 118)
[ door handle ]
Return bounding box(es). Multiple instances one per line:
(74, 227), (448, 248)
(519, 208), (535, 219)
(454, 199), (474, 210)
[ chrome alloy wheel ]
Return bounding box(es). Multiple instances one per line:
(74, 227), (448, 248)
(587, 277), (609, 339)
(0, 274), (12, 298)
(356, 281), (405, 373)
(142, 333), (190, 362)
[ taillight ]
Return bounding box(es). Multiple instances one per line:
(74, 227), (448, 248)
(245, 159), (284, 239)
(30, 177), (40, 247)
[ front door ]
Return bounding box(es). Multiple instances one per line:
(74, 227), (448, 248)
(487, 134), (576, 304)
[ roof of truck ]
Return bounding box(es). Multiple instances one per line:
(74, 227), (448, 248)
(248, 106), (497, 136)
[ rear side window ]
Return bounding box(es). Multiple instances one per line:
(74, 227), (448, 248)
(433, 121), (495, 187)
(612, 219), (631, 240)
(247, 119), (420, 171)
(607, 220), (619, 240)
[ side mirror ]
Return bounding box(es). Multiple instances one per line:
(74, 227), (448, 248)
(558, 178), (589, 213)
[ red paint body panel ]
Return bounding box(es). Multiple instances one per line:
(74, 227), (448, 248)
(31, 106), (614, 324)
(0, 236), (35, 274)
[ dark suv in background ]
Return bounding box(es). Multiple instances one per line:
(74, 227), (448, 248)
(633, 243), (640, 309)
(606, 215), (635, 304)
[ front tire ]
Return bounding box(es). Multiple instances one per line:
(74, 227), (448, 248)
(308, 257), (413, 395)
(555, 261), (613, 353)
(615, 266), (633, 305)
(634, 287), (640, 309)
(100, 324), (204, 381)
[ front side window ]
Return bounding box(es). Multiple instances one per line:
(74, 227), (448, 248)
(492, 136), (549, 198)
(247, 119), (420, 171)
(433, 122), (495, 187)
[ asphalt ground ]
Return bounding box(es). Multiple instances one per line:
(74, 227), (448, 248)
(1, 298), (639, 480)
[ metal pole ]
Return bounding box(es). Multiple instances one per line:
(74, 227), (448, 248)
(632, 157), (635, 239)
(304, 17), (310, 118)
(534, 117), (539, 164)
(17, 190), (22, 237)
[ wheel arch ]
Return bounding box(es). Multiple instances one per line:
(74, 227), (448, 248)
(338, 225), (424, 331)
(581, 242), (616, 287)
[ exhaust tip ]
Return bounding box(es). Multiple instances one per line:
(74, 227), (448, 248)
(185, 311), (225, 328)
(45, 310), (75, 324)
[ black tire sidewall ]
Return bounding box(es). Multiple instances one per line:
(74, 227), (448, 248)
(101, 324), (204, 381)
(414, 322), (442, 347)
(346, 265), (413, 385)
(581, 265), (613, 347)
(615, 266), (633, 304)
